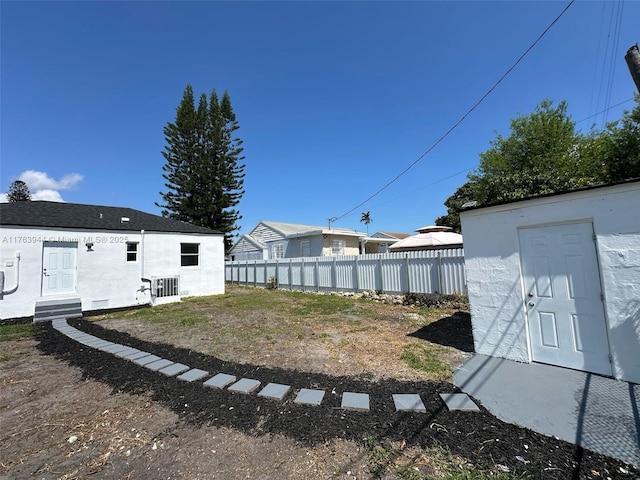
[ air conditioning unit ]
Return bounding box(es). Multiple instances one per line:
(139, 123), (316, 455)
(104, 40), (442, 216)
(153, 276), (179, 298)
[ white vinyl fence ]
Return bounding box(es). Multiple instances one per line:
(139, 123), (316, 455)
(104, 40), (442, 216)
(225, 249), (466, 295)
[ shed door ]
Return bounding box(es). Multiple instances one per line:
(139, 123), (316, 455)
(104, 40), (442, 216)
(519, 223), (612, 376)
(42, 242), (77, 295)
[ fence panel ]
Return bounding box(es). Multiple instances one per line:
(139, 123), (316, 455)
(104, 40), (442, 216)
(225, 249), (466, 295)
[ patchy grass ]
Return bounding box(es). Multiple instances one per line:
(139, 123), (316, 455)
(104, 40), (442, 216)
(0, 324), (39, 342)
(400, 342), (452, 382)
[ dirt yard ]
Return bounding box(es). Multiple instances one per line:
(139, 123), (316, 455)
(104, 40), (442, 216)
(0, 286), (637, 480)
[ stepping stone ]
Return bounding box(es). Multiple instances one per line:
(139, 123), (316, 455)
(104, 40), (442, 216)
(341, 392), (370, 412)
(294, 388), (325, 406)
(114, 347), (141, 358)
(177, 368), (209, 382)
(145, 358), (175, 371)
(228, 378), (261, 394)
(133, 354), (162, 366)
(204, 373), (237, 389)
(258, 383), (291, 400)
(159, 363), (190, 377)
(439, 393), (480, 412)
(123, 350), (152, 361)
(101, 344), (131, 354)
(392, 394), (426, 413)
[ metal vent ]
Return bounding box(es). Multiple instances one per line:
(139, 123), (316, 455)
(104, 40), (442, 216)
(153, 276), (179, 298)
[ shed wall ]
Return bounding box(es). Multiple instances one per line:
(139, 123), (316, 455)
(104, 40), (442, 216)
(460, 182), (640, 383)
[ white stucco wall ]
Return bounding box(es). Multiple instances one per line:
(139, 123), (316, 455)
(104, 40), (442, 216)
(0, 227), (224, 320)
(460, 181), (640, 383)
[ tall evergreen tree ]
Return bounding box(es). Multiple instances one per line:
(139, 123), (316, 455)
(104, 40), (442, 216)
(158, 85), (245, 252)
(7, 180), (32, 202)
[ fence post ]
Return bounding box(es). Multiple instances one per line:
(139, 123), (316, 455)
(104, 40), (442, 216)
(264, 261), (268, 288)
(354, 255), (359, 292)
(437, 251), (443, 294)
(405, 253), (411, 293)
(332, 256), (337, 291)
(316, 257), (320, 292)
(253, 260), (257, 287)
(378, 255), (384, 292)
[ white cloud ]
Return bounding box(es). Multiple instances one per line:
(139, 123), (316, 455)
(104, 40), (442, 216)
(1, 170), (83, 202)
(19, 170), (83, 191)
(31, 189), (64, 202)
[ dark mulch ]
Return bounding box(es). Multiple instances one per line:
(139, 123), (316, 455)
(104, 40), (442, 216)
(36, 319), (638, 480)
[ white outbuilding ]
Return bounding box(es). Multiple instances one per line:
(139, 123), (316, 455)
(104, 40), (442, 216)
(0, 201), (225, 322)
(460, 179), (640, 384)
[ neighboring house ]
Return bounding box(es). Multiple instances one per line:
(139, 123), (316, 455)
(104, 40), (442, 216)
(228, 221), (366, 261)
(0, 201), (225, 321)
(362, 231), (410, 254)
(388, 225), (463, 252)
(460, 179), (640, 384)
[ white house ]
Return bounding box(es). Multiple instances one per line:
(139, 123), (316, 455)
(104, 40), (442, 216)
(0, 201), (225, 321)
(229, 221), (366, 261)
(460, 179), (640, 384)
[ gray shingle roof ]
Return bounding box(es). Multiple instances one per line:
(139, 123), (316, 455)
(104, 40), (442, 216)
(0, 201), (222, 235)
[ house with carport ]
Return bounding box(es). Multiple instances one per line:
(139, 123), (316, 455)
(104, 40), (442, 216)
(460, 179), (640, 384)
(0, 201), (225, 322)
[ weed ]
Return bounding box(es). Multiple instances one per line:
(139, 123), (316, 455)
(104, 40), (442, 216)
(178, 317), (206, 327)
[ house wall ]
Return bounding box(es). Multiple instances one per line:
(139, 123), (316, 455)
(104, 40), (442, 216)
(0, 227), (224, 320)
(460, 181), (640, 383)
(321, 235), (361, 256)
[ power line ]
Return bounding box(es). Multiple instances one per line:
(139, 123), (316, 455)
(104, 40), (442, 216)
(333, 0), (575, 222)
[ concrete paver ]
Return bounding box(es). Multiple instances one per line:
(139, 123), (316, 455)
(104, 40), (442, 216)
(258, 383), (291, 400)
(341, 392), (370, 411)
(177, 369), (209, 382)
(145, 359), (175, 371)
(159, 363), (190, 377)
(204, 373), (237, 389)
(133, 354), (162, 366)
(228, 378), (261, 394)
(294, 388), (325, 406)
(439, 393), (479, 412)
(392, 394), (426, 413)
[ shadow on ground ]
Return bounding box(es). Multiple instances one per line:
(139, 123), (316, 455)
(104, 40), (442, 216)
(408, 311), (475, 353)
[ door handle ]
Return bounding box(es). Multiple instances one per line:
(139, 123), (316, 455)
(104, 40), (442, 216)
(528, 302), (535, 307)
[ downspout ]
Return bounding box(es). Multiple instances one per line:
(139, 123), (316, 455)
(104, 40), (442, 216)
(139, 230), (153, 305)
(0, 251), (21, 299)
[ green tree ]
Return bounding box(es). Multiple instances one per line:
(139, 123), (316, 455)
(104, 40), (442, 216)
(470, 100), (586, 205)
(586, 95), (640, 182)
(7, 180), (31, 202)
(360, 211), (372, 235)
(158, 85), (245, 252)
(435, 181), (475, 232)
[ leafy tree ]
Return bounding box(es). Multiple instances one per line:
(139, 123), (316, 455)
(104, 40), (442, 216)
(584, 95), (640, 183)
(7, 180), (31, 202)
(360, 211), (372, 235)
(470, 100), (588, 205)
(158, 85), (245, 252)
(435, 181), (475, 232)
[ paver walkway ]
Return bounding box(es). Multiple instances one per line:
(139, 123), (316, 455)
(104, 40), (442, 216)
(51, 318), (476, 414)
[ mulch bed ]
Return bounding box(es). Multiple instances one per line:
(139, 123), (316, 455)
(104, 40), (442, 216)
(37, 319), (638, 480)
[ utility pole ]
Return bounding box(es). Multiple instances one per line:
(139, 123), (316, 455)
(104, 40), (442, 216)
(625, 44), (640, 94)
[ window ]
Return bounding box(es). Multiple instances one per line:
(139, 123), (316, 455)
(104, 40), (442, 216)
(126, 242), (138, 262)
(331, 240), (344, 255)
(300, 240), (310, 257)
(181, 243), (199, 266)
(272, 243), (284, 259)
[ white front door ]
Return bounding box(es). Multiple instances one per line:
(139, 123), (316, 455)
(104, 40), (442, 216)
(42, 242), (77, 295)
(519, 222), (612, 376)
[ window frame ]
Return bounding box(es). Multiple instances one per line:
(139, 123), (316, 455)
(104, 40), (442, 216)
(126, 242), (138, 262)
(271, 243), (284, 259)
(300, 240), (310, 257)
(331, 239), (344, 256)
(180, 242), (200, 266)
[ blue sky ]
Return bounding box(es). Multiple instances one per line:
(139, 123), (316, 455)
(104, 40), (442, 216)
(2, 1), (638, 238)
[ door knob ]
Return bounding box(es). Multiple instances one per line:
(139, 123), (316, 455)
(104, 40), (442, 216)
(528, 302), (535, 307)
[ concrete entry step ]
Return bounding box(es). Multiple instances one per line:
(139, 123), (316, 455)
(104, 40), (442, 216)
(34, 297), (82, 323)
